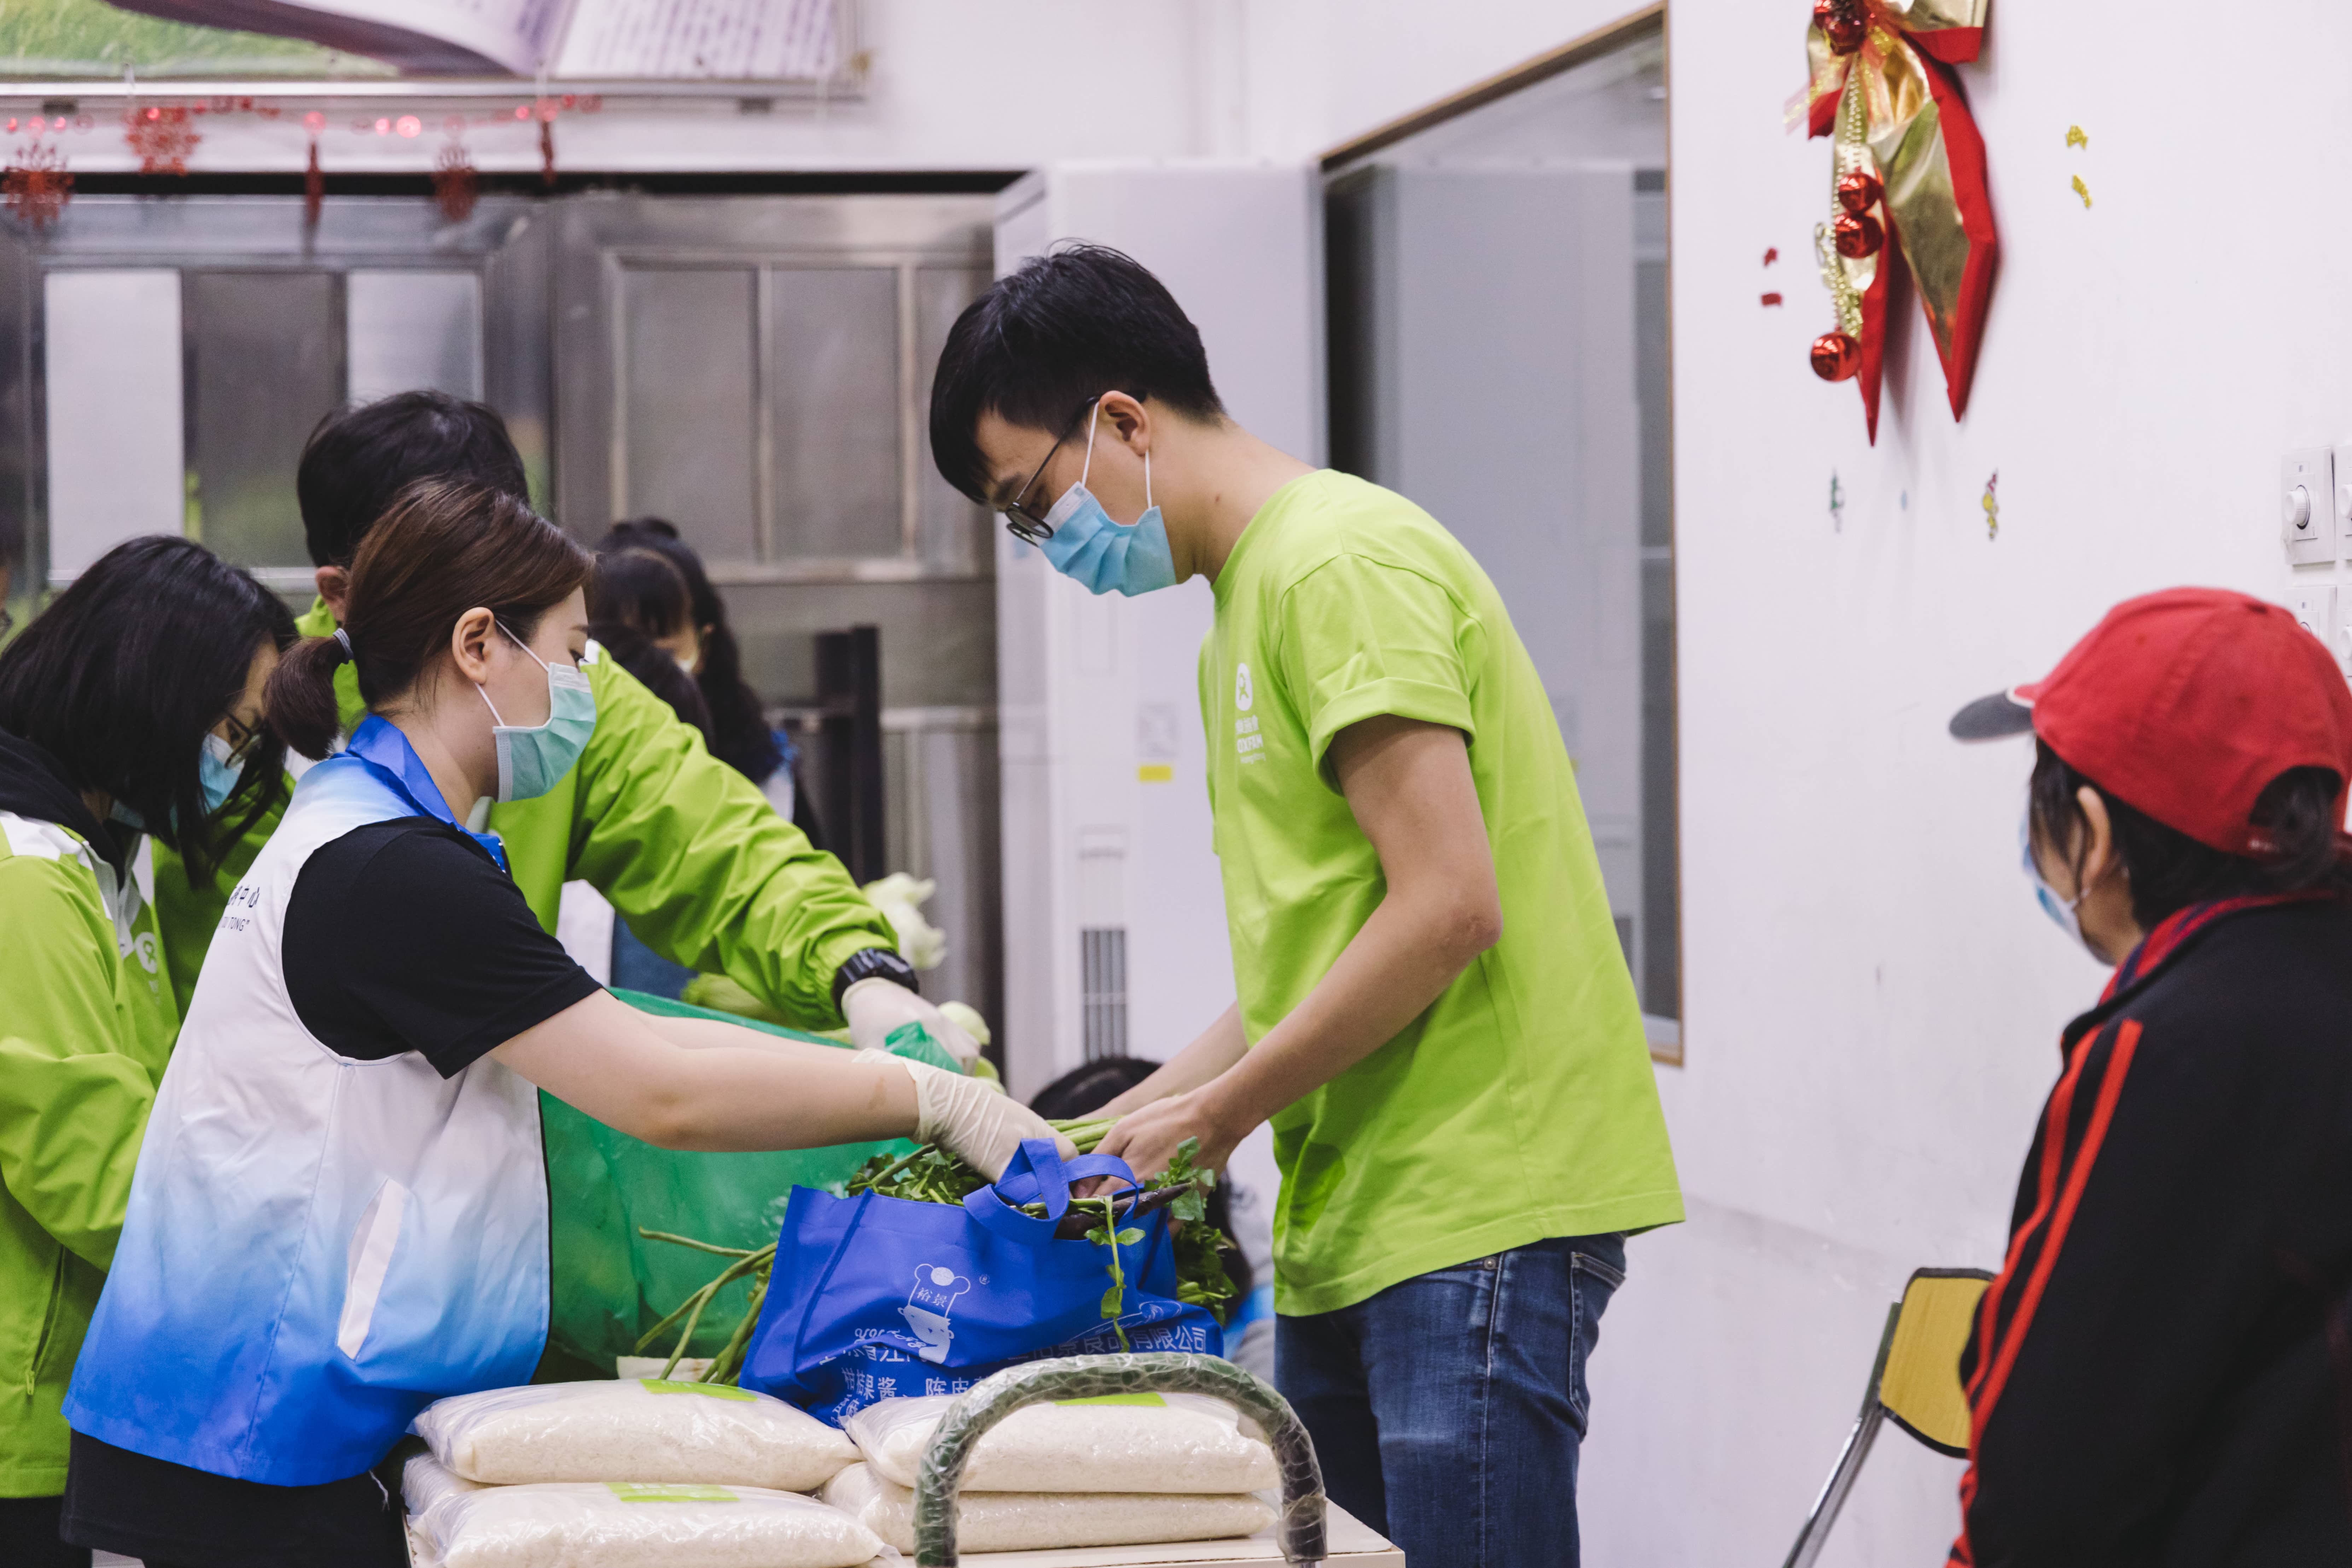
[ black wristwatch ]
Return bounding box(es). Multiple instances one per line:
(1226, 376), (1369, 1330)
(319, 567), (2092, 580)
(832, 947), (919, 1009)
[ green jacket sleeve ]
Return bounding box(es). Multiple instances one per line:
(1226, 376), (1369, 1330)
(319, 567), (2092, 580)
(491, 651), (897, 1031)
(0, 861), (158, 1272)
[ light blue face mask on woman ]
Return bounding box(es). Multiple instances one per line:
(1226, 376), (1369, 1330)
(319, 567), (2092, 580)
(476, 625), (596, 802)
(1035, 401), (1177, 597)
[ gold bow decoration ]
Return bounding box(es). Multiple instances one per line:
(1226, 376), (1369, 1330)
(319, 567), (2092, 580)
(1797, 0), (1996, 442)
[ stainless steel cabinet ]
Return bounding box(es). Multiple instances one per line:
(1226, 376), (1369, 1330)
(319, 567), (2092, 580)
(0, 188), (1002, 1029)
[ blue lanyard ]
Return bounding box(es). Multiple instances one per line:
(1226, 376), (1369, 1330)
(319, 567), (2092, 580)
(337, 716), (510, 872)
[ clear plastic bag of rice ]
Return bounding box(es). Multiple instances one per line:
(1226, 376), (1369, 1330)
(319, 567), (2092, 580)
(823, 1461), (1274, 1554)
(403, 1451), (485, 1518)
(843, 1391), (1278, 1493)
(409, 1473), (884, 1568)
(412, 1380), (858, 1492)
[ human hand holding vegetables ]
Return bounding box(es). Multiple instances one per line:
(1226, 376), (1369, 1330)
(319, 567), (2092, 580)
(900, 1057), (1074, 1180)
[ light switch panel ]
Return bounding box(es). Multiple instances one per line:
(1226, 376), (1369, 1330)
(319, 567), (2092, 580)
(2333, 444), (2352, 561)
(2289, 583), (2338, 658)
(2283, 448), (2336, 565)
(2332, 592), (2352, 680)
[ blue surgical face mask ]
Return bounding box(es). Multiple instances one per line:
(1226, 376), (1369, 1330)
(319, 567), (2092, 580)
(2021, 810), (2097, 958)
(476, 626), (596, 803)
(1035, 402), (1177, 597)
(110, 730), (246, 835)
(198, 731), (244, 816)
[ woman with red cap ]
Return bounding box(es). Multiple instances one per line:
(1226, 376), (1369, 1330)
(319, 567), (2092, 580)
(1945, 587), (2352, 1565)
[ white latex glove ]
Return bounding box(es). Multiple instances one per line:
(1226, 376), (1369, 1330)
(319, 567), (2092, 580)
(842, 977), (981, 1067)
(898, 1059), (1074, 1181)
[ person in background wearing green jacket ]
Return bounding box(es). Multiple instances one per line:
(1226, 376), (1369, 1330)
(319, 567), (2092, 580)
(0, 537), (293, 1567)
(151, 390), (978, 1062)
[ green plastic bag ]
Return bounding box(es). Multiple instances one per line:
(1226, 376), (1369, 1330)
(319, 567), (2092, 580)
(538, 989), (951, 1380)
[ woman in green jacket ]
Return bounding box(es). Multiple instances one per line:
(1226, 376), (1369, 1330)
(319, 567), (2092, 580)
(0, 536), (293, 1567)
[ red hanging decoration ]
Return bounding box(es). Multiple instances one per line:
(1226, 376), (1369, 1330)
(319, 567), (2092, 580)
(2, 140), (72, 230)
(301, 110), (325, 228)
(1832, 210), (1884, 258)
(433, 135), (479, 223)
(1812, 0), (1868, 54)
(538, 108), (557, 191)
(1797, 0), (1997, 442)
(123, 104), (200, 176)
(1835, 168), (1883, 214)
(1810, 332), (1861, 382)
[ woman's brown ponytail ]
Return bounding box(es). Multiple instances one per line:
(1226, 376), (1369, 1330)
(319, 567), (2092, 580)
(264, 631), (354, 761)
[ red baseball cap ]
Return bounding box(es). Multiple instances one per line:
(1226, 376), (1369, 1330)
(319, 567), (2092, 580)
(1948, 587), (2352, 853)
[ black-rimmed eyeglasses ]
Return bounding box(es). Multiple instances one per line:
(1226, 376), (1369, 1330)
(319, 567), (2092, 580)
(1000, 400), (1098, 545)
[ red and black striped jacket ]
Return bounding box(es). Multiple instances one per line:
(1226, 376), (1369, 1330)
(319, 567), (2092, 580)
(1950, 893), (2352, 1566)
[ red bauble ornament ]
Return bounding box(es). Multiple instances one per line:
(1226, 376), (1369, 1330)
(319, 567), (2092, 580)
(1812, 0), (1868, 54)
(1832, 211), (1884, 258)
(1835, 168), (1883, 215)
(1811, 332), (1861, 382)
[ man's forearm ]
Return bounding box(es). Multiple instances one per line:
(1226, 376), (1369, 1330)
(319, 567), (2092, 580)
(1095, 1004), (1249, 1118)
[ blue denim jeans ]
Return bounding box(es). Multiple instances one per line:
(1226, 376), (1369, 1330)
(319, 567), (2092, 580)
(1275, 1233), (1628, 1568)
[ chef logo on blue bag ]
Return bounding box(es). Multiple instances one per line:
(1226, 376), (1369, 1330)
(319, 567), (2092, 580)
(902, 1265), (972, 1364)
(742, 1138), (1222, 1424)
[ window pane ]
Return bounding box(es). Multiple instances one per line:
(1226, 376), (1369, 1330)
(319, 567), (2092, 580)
(186, 269), (342, 570)
(913, 265), (991, 572)
(348, 270), (482, 403)
(44, 270), (183, 577)
(620, 265), (758, 562)
(768, 265), (901, 560)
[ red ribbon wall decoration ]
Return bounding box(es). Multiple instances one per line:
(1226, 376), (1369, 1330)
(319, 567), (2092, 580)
(1799, 0), (1997, 442)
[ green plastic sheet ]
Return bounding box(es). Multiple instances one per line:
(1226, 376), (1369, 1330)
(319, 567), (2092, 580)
(537, 988), (946, 1381)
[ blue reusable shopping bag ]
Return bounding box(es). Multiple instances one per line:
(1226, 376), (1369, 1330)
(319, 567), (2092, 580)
(741, 1139), (1222, 1423)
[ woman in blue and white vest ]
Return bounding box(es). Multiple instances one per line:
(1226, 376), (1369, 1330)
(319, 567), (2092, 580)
(59, 478), (1063, 1568)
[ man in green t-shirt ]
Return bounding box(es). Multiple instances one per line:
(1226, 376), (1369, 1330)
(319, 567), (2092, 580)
(930, 246), (1681, 1568)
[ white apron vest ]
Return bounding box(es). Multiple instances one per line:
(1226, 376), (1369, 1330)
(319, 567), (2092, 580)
(65, 736), (550, 1486)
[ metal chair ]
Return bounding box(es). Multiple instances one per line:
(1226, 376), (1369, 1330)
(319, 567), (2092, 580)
(1782, 1267), (1993, 1568)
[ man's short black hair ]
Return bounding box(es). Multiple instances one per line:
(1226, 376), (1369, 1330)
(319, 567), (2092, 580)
(928, 244), (1225, 505)
(297, 390), (529, 567)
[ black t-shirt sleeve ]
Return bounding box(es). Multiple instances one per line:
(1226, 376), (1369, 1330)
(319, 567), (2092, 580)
(283, 817), (601, 1078)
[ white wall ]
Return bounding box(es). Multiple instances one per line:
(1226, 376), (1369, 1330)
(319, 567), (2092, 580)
(1234, 0), (1644, 160)
(1574, 1), (2352, 1563)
